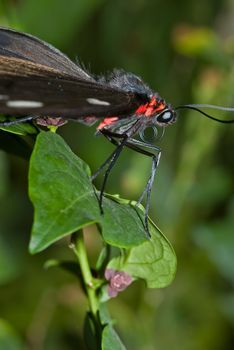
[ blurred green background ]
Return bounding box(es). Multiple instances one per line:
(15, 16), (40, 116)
(0, 0), (234, 349)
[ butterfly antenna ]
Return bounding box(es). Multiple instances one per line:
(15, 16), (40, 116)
(175, 104), (234, 124)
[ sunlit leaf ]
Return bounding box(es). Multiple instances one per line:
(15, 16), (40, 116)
(0, 116), (37, 135)
(107, 220), (177, 288)
(102, 325), (126, 350)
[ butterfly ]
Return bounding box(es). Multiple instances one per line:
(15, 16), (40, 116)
(0, 27), (233, 237)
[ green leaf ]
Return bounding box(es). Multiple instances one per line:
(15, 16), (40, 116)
(101, 195), (147, 248)
(29, 131), (98, 252)
(29, 131), (147, 253)
(100, 303), (127, 349)
(99, 303), (113, 326)
(96, 245), (110, 271)
(102, 325), (126, 350)
(107, 220), (177, 288)
(0, 116), (37, 135)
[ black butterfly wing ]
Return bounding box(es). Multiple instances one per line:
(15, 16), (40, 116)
(0, 75), (139, 118)
(0, 28), (139, 118)
(0, 27), (93, 80)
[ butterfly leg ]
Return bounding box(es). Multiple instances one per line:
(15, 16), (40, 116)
(100, 131), (162, 218)
(92, 128), (161, 238)
(91, 137), (120, 181)
(122, 138), (161, 238)
(91, 131), (129, 214)
(91, 122), (141, 180)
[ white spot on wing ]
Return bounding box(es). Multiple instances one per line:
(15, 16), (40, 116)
(6, 100), (44, 108)
(0, 95), (9, 100)
(87, 98), (110, 106)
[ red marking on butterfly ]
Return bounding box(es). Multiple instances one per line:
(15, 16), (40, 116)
(97, 116), (119, 130)
(135, 97), (166, 117)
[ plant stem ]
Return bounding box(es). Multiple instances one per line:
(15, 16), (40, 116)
(71, 230), (99, 318)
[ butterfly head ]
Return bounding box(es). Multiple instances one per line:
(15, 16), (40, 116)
(135, 95), (177, 127)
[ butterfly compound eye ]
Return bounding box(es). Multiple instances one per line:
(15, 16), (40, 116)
(157, 110), (175, 124)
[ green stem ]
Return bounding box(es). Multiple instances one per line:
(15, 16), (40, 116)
(71, 230), (99, 318)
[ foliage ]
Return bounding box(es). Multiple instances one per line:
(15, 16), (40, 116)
(27, 131), (176, 347)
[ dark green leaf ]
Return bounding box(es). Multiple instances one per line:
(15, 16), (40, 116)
(101, 195), (147, 248)
(29, 131), (99, 253)
(83, 312), (99, 350)
(29, 132), (147, 253)
(0, 130), (35, 159)
(44, 259), (82, 278)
